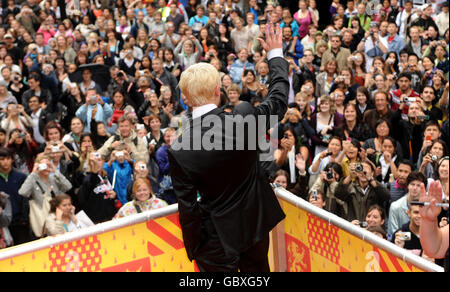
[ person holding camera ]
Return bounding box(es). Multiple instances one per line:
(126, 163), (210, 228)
(335, 159), (390, 222)
(1, 103), (33, 136)
(387, 171), (427, 236)
(126, 160), (160, 202)
(114, 178), (167, 219)
(75, 88), (113, 133)
(18, 153), (72, 238)
(352, 204), (386, 232)
(311, 162), (347, 219)
(389, 72), (420, 121)
(76, 152), (117, 224)
(418, 140), (447, 179)
(99, 114), (149, 163)
(392, 203), (423, 254)
(308, 136), (342, 184)
(7, 129), (38, 175)
(103, 148), (134, 206)
(44, 194), (83, 236)
(7, 72), (28, 104)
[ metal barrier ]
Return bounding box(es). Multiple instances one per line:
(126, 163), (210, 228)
(0, 188), (445, 272)
(272, 187), (444, 272)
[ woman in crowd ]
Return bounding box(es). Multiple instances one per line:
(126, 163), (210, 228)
(1, 103), (32, 136)
(309, 95), (343, 156)
(274, 127), (301, 185)
(18, 153), (73, 238)
(145, 114), (165, 158)
(385, 51), (399, 76)
(352, 204), (386, 232)
(114, 178), (167, 219)
(330, 88), (345, 115)
(315, 59), (338, 98)
(106, 29), (122, 58)
(330, 67), (359, 104)
(174, 36), (203, 70)
(138, 90), (171, 128)
(163, 48), (181, 80)
(135, 28), (149, 55)
(366, 118), (404, 159)
(7, 72), (28, 103)
(62, 117), (84, 153)
(355, 86), (374, 117)
(108, 90), (135, 134)
(76, 152), (117, 224)
(338, 138), (363, 178)
(277, 104), (311, 164)
(45, 194), (83, 236)
(365, 56), (388, 89)
(56, 35), (76, 64)
(348, 51), (367, 87)
(241, 69), (267, 102)
(7, 129), (38, 174)
(294, 0), (318, 39)
(342, 104), (371, 144)
(311, 162), (347, 218)
(370, 136), (399, 187)
(37, 121), (66, 153)
(419, 140), (448, 179)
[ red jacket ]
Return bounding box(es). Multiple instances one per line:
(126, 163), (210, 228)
(389, 89), (419, 120)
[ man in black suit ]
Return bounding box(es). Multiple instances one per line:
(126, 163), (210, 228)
(168, 24), (289, 272)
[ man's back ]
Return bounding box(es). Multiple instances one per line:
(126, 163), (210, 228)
(168, 54), (289, 261)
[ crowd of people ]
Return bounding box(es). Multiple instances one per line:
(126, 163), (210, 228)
(0, 0), (448, 269)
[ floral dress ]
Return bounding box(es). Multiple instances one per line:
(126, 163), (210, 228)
(113, 196), (168, 219)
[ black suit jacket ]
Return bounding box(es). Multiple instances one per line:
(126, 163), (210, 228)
(168, 57), (289, 261)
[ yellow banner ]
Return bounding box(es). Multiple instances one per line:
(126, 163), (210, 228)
(0, 200), (434, 272)
(0, 214), (197, 272)
(281, 199), (426, 272)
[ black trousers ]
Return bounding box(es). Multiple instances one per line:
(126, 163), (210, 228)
(195, 234), (271, 272)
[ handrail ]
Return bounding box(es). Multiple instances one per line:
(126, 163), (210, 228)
(0, 204), (179, 261)
(0, 188), (445, 272)
(273, 186), (444, 272)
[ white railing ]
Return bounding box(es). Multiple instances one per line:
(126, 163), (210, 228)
(273, 186), (444, 272)
(0, 204), (179, 261)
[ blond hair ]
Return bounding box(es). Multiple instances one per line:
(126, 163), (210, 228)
(319, 95), (336, 115)
(178, 63), (221, 107)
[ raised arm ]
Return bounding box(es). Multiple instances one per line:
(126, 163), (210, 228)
(255, 23), (289, 122)
(419, 181), (449, 259)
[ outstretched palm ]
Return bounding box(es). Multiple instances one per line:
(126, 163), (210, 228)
(419, 181), (443, 221)
(258, 23), (283, 53)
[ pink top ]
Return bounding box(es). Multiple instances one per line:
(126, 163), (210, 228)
(294, 10), (312, 39)
(37, 28), (57, 45)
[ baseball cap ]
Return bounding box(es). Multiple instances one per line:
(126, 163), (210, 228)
(4, 34), (13, 39)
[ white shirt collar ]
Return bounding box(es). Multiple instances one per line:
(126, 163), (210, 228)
(192, 104), (218, 120)
(32, 108), (42, 118)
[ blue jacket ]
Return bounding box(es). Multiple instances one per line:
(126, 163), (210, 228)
(76, 103), (113, 133)
(229, 60), (256, 87)
(384, 34), (405, 57)
(156, 144), (170, 181)
(0, 169), (27, 225)
(104, 160), (134, 205)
